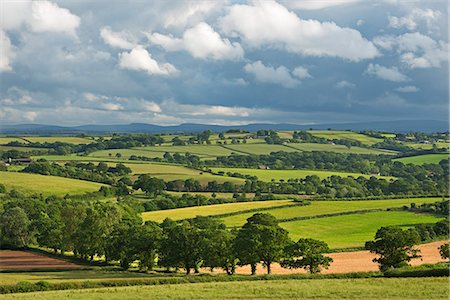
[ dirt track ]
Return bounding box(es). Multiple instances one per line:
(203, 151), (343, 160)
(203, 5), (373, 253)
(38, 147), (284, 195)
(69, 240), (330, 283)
(0, 251), (84, 270)
(227, 240), (449, 275)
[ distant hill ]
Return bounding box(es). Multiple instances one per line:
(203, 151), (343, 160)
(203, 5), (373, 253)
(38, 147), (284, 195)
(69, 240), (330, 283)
(0, 120), (447, 134)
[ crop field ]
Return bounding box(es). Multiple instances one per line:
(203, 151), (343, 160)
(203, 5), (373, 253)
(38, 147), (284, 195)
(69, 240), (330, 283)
(219, 197), (444, 227)
(0, 137), (28, 144)
(394, 154), (449, 165)
(280, 211), (443, 249)
(0, 146), (47, 152)
(0, 171), (105, 196)
(2, 277), (447, 300)
(287, 143), (396, 155)
(21, 136), (94, 144)
(142, 199), (295, 222)
(89, 148), (167, 159)
(0, 251), (83, 271)
(209, 167), (395, 181)
(308, 130), (384, 145)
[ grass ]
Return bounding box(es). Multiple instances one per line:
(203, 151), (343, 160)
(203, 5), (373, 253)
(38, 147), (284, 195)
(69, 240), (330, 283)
(307, 130), (384, 146)
(403, 142), (449, 150)
(219, 197), (445, 227)
(280, 211), (444, 249)
(394, 154), (449, 165)
(0, 171), (105, 196)
(209, 167), (395, 181)
(287, 143), (396, 155)
(20, 136), (93, 144)
(134, 145), (237, 158)
(142, 199), (295, 222)
(1, 277), (447, 299)
(0, 146), (47, 152)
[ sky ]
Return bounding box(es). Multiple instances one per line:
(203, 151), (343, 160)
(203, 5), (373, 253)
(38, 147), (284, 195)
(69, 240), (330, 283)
(0, 0), (448, 126)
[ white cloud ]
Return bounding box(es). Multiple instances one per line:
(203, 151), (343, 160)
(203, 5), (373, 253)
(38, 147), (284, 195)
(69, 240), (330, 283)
(335, 80), (356, 89)
(292, 66), (312, 79)
(365, 64), (409, 82)
(100, 27), (137, 49)
(160, 1), (220, 28)
(141, 101), (162, 113)
(28, 1), (80, 36)
(0, 30), (14, 72)
(244, 61), (301, 88)
(0, 1), (31, 30)
(219, 0), (378, 61)
(374, 32), (448, 69)
(395, 85), (419, 93)
(389, 8), (441, 31)
(149, 22), (244, 61)
(101, 103), (123, 111)
(118, 47), (179, 76)
(356, 19), (364, 26)
(282, 0), (361, 10)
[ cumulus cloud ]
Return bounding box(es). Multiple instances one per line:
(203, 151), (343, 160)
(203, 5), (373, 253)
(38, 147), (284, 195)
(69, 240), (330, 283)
(101, 103), (123, 111)
(282, 0), (361, 10)
(389, 8), (441, 31)
(149, 22), (244, 60)
(159, 1), (220, 28)
(335, 80), (356, 89)
(118, 47), (179, 75)
(365, 64), (409, 82)
(244, 61), (310, 88)
(395, 86), (419, 93)
(100, 27), (137, 49)
(0, 30), (14, 72)
(28, 1), (80, 36)
(219, 0), (378, 61)
(374, 32), (448, 69)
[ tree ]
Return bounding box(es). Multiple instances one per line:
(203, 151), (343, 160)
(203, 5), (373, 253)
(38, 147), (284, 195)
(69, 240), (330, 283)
(133, 175), (166, 196)
(0, 207), (34, 248)
(439, 243), (449, 260)
(234, 213), (291, 274)
(115, 153), (122, 159)
(365, 226), (421, 271)
(281, 238), (333, 274)
(134, 222), (163, 271)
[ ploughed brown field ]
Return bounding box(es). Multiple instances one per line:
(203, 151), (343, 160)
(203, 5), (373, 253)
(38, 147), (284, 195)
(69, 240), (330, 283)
(211, 240), (449, 275)
(0, 251), (84, 270)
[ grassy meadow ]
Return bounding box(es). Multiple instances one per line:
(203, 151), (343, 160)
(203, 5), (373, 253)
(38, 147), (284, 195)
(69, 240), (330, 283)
(209, 167), (395, 181)
(1, 277), (447, 299)
(394, 154), (449, 165)
(280, 211), (443, 249)
(20, 136), (94, 144)
(0, 171), (105, 196)
(142, 199), (295, 222)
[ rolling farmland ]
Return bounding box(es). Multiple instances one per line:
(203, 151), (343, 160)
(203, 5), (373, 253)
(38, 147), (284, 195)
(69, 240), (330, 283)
(287, 143), (396, 155)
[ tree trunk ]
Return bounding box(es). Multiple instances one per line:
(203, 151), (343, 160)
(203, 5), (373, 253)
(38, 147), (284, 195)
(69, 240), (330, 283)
(186, 267), (191, 275)
(251, 263), (257, 275)
(266, 262), (271, 274)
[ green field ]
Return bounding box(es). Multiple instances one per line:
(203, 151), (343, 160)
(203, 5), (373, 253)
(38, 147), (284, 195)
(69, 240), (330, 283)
(308, 130), (384, 146)
(403, 142), (449, 150)
(134, 145), (237, 158)
(142, 199), (295, 222)
(394, 154), (449, 165)
(0, 171), (105, 196)
(219, 197), (444, 227)
(287, 143), (396, 155)
(209, 167), (395, 181)
(280, 211), (443, 249)
(21, 136), (93, 144)
(1, 277), (446, 299)
(221, 144), (298, 155)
